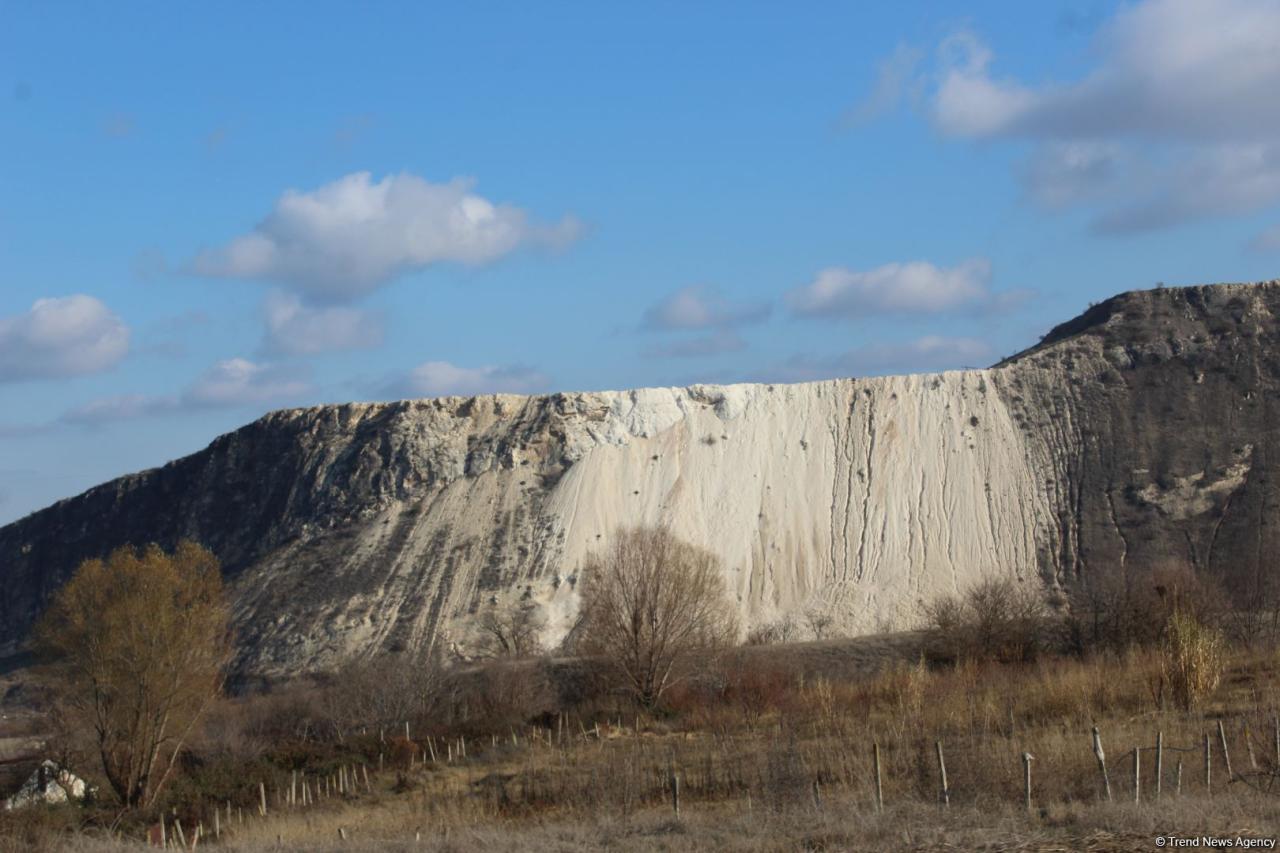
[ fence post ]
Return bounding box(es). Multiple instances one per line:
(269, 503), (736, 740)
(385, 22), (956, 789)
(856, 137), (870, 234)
(1176, 759), (1183, 795)
(1205, 732), (1212, 793)
(1092, 726), (1112, 802)
(1155, 731), (1163, 799)
(1218, 720), (1234, 781)
(1023, 752), (1034, 813)
(1133, 747), (1141, 804)
(1244, 721), (1258, 770)
(935, 740), (949, 808)
(671, 768), (681, 820)
(259, 781), (267, 817)
(872, 742), (884, 813)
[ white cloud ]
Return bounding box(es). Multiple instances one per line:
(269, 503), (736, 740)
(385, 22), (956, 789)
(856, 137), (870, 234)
(0, 295), (130, 382)
(925, 0), (1280, 232)
(61, 358), (311, 425)
(771, 336), (994, 381)
(1248, 223), (1280, 252)
(183, 358), (311, 407)
(642, 285), (770, 331)
(787, 259), (996, 319)
(395, 361), (549, 398)
(1019, 142), (1124, 209)
(840, 43), (924, 128)
(933, 1), (1280, 142)
(189, 172), (582, 300)
(261, 291), (384, 355)
(62, 393), (174, 425)
(643, 331), (747, 359)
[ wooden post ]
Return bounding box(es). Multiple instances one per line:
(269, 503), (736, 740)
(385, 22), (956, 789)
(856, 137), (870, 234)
(1205, 732), (1212, 793)
(1133, 746), (1141, 803)
(363, 765), (371, 793)
(935, 740), (949, 808)
(1023, 752), (1034, 813)
(1155, 731), (1163, 799)
(214, 808), (220, 840)
(1218, 720), (1234, 781)
(811, 778), (822, 812)
(1245, 721), (1258, 770)
(174, 820), (187, 849)
(872, 742), (884, 813)
(405, 721), (410, 741)
(671, 768), (681, 820)
(339, 827), (348, 841)
(1176, 759), (1183, 796)
(427, 737), (437, 763)
(1092, 726), (1111, 802)
(259, 781), (267, 817)
(159, 816), (166, 848)
(291, 770), (297, 807)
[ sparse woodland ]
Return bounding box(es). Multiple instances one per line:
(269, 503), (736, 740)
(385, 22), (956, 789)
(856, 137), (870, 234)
(4, 532), (1280, 851)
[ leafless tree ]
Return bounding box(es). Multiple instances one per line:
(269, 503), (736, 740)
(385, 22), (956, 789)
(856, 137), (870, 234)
(924, 576), (1053, 664)
(576, 526), (737, 708)
(473, 601), (545, 659)
(34, 541), (232, 809)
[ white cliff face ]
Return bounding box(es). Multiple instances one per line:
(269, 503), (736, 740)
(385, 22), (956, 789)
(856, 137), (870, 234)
(8, 281), (1280, 677)
(537, 374), (1053, 643)
(218, 371), (1061, 674)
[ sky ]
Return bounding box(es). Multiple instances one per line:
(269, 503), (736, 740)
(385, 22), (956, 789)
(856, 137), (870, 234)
(2, 0), (1280, 524)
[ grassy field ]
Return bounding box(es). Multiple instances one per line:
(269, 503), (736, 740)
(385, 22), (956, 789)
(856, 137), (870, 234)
(3, 635), (1280, 851)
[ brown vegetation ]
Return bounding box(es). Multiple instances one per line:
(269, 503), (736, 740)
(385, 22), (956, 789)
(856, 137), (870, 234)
(33, 542), (231, 810)
(575, 526), (737, 708)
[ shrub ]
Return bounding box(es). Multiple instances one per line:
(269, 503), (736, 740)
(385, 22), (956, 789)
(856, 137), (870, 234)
(33, 541), (231, 809)
(923, 577), (1054, 664)
(1160, 609), (1224, 710)
(1069, 565), (1227, 653)
(576, 526), (738, 708)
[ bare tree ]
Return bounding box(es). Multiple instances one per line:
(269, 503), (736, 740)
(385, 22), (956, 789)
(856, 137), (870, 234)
(473, 601), (545, 659)
(576, 526), (737, 708)
(924, 576), (1053, 664)
(34, 541), (231, 809)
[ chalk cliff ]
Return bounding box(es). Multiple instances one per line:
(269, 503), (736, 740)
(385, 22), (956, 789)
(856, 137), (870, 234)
(2, 281), (1278, 676)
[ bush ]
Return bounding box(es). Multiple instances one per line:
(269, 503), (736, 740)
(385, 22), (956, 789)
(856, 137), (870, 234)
(1160, 610), (1224, 710)
(923, 577), (1054, 664)
(576, 526), (738, 708)
(1068, 565), (1227, 653)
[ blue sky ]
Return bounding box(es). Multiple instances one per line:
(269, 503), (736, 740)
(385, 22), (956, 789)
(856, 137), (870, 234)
(2, 0), (1280, 523)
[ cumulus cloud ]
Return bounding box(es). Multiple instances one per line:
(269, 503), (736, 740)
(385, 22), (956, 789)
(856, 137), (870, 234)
(642, 286), (770, 331)
(63, 358), (311, 425)
(1019, 142), (1124, 209)
(770, 336), (994, 381)
(0, 295), (130, 382)
(924, 0), (1280, 231)
(392, 361), (549, 398)
(261, 291), (384, 355)
(189, 172), (582, 300)
(839, 43), (923, 128)
(183, 358), (311, 407)
(787, 259), (1001, 319)
(933, 1), (1280, 142)
(643, 331), (747, 359)
(62, 393), (174, 425)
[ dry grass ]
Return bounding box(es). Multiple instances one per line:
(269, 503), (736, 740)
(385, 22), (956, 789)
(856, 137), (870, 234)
(7, 639), (1280, 850)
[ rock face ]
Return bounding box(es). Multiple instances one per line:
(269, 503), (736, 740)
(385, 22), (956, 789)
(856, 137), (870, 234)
(2, 281), (1279, 677)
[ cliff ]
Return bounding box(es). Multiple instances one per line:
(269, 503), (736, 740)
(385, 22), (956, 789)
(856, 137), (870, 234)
(3, 281), (1278, 677)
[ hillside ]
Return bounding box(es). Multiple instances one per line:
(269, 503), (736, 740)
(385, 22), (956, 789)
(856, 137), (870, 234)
(2, 280), (1279, 677)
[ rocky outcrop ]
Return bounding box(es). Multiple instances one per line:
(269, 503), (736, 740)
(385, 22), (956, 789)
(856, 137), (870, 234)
(2, 281), (1279, 677)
